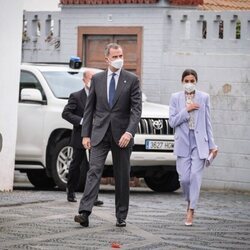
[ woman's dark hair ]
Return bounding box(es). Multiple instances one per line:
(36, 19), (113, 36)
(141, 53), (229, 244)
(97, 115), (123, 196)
(181, 69), (198, 82)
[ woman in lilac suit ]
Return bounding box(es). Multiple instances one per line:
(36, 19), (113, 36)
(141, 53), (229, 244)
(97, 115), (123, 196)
(169, 69), (218, 226)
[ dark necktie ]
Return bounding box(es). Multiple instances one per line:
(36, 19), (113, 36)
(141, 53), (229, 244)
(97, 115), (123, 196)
(109, 73), (116, 107)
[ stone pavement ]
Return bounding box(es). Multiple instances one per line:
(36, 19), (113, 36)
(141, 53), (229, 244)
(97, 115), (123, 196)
(0, 184), (250, 249)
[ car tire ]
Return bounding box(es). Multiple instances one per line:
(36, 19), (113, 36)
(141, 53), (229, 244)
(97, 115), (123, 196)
(26, 169), (55, 189)
(144, 171), (180, 192)
(50, 137), (72, 190)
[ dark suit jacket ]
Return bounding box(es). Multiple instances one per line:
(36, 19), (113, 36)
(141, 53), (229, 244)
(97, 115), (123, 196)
(62, 88), (87, 149)
(81, 69), (142, 147)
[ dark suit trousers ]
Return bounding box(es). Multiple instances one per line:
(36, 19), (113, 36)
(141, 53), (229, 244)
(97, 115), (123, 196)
(79, 127), (132, 220)
(67, 147), (88, 193)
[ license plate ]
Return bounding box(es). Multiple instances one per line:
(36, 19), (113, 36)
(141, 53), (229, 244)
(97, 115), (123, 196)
(145, 140), (174, 151)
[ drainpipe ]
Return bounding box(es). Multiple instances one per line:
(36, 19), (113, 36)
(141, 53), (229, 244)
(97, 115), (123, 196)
(0, 133), (2, 152)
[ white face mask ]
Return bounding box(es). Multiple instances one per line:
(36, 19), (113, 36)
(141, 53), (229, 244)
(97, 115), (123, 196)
(110, 58), (124, 69)
(183, 83), (196, 93)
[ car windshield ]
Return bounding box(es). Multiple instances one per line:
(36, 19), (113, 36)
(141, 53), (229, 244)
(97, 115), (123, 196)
(42, 71), (83, 98)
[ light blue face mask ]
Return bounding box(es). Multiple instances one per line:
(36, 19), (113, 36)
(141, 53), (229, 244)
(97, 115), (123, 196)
(183, 83), (196, 93)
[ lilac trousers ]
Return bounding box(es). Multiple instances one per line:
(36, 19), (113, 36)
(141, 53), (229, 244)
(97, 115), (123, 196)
(176, 130), (205, 209)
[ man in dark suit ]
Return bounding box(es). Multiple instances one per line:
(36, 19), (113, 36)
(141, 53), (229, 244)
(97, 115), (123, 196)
(62, 70), (103, 206)
(74, 43), (142, 228)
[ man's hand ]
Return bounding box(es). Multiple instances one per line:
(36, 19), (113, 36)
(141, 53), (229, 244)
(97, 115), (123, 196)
(82, 137), (91, 149)
(186, 103), (200, 112)
(118, 132), (132, 148)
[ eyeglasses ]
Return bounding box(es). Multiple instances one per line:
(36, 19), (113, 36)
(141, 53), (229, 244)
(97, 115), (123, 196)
(184, 79), (196, 83)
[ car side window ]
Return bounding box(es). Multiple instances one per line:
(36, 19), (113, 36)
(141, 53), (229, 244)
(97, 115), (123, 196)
(19, 70), (47, 102)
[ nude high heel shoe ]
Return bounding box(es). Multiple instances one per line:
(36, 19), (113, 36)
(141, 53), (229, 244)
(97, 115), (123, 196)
(185, 209), (194, 226)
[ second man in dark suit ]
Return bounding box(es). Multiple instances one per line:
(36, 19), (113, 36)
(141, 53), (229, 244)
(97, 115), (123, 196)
(62, 70), (103, 206)
(74, 43), (142, 227)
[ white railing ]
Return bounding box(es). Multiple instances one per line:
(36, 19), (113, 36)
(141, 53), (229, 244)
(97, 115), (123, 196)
(22, 11), (61, 53)
(165, 10), (249, 52)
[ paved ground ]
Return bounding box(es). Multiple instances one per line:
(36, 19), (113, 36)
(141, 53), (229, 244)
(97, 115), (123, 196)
(0, 174), (250, 249)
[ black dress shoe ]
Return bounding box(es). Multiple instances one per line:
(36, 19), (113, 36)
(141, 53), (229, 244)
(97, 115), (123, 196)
(67, 192), (77, 202)
(94, 200), (104, 206)
(67, 196), (77, 202)
(116, 219), (126, 227)
(74, 213), (89, 227)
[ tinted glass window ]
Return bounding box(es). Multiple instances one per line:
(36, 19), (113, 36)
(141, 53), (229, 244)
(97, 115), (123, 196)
(20, 71), (46, 101)
(42, 71), (83, 99)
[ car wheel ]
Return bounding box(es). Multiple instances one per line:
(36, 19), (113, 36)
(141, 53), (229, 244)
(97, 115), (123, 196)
(26, 169), (55, 189)
(144, 171), (180, 192)
(50, 137), (72, 190)
(49, 137), (88, 191)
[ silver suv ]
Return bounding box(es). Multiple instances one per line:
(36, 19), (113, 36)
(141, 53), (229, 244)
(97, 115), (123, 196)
(16, 63), (178, 192)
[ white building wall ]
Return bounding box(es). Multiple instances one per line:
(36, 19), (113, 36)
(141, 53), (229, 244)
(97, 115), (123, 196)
(22, 6), (250, 192)
(0, 0), (23, 191)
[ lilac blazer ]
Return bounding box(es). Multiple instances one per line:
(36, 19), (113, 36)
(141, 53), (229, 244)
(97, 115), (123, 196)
(169, 90), (216, 159)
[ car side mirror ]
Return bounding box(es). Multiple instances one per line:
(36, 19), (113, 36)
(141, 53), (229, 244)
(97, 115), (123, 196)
(21, 88), (43, 103)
